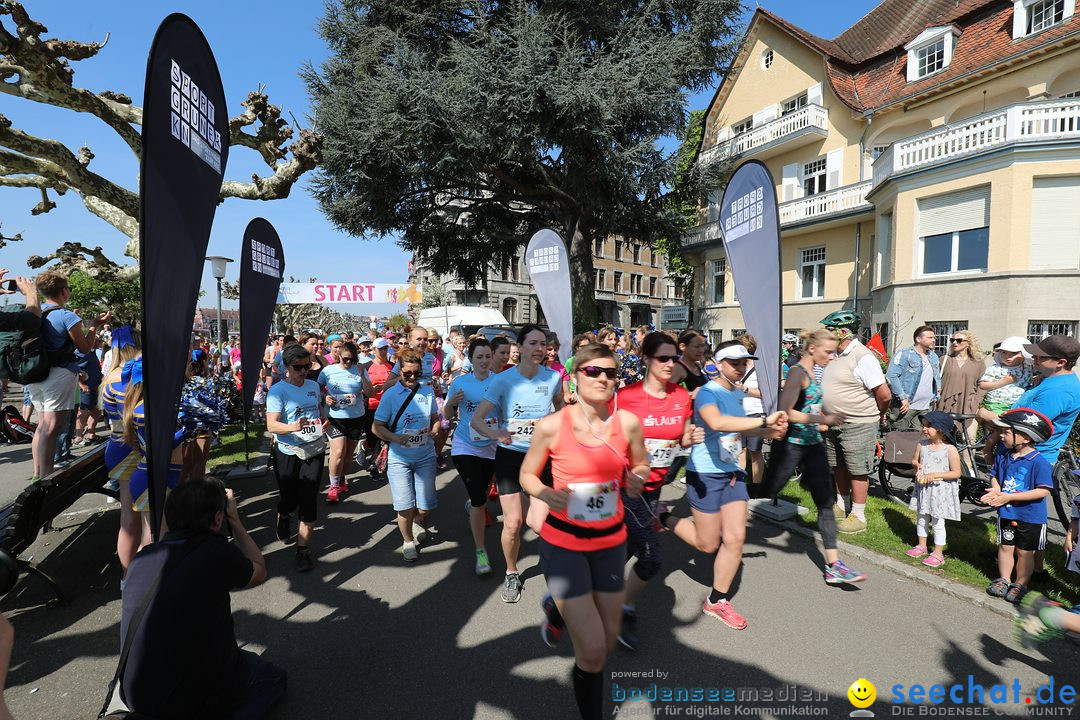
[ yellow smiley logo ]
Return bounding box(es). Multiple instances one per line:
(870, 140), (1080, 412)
(848, 678), (876, 709)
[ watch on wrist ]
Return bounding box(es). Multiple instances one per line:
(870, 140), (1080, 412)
(760, 415), (767, 428)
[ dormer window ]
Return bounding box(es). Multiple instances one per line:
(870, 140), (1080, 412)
(1014, 0), (1073, 37)
(904, 26), (960, 82)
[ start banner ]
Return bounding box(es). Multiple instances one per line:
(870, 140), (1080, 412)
(278, 282), (421, 305)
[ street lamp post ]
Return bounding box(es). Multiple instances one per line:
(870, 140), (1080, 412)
(205, 256), (234, 361)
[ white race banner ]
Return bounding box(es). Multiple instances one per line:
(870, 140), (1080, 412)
(277, 282), (421, 305)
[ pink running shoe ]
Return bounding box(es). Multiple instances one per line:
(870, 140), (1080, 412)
(922, 554), (945, 568)
(326, 485), (340, 504)
(905, 545), (927, 559)
(703, 598), (747, 630)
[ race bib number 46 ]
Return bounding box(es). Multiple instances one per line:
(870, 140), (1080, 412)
(508, 418), (537, 444)
(566, 480), (619, 523)
(644, 438), (688, 468)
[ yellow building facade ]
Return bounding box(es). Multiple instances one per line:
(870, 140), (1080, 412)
(684, 0), (1080, 355)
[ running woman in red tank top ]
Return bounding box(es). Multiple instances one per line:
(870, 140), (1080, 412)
(520, 343), (648, 720)
(613, 332), (705, 650)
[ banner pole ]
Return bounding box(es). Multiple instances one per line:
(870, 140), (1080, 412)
(243, 415), (251, 470)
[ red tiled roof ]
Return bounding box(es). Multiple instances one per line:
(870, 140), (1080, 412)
(752, 0), (1080, 113)
(830, 2), (1080, 110)
(831, 0), (990, 63)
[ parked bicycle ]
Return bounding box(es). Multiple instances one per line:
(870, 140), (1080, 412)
(876, 412), (990, 509)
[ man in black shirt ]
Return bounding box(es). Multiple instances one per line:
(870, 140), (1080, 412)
(120, 478), (285, 719)
(0, 270), (40, 332)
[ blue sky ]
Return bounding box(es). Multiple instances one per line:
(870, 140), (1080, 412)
(0, 0), (878, 317)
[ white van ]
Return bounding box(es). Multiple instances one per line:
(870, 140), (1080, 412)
(416, 306), (510, 338)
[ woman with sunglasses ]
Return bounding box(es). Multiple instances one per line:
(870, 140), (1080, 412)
(373, 348), (441, 562)
(471, 324), (565, 603)
(610, 332), (703, 650)
(444, 337), (499, 575)
(659, 341), (788, 630)
(319, 341), (374, 503)
(762, 328), (868, 585)
(520, 343), (648, 720)
(266, 344), (327, 572)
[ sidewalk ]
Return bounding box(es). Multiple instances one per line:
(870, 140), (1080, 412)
(2, 462), (1076, 719)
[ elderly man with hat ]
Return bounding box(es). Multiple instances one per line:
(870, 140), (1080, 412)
(819, 310), (893, 535)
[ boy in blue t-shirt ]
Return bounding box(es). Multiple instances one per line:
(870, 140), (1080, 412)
(983, 408), (1054, 603)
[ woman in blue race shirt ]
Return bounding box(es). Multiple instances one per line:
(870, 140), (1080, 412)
(319, 341), (373, 503)
(471, 324), (564, 604)
(444, 338), (500, 576)
(374, 348), (441, 563)
(266, 344), (327, 573)
(660, 341), (787, 631)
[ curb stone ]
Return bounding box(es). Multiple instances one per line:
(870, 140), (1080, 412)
(750, 508), (1016, 620)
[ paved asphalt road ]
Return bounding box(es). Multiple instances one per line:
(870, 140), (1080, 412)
(1, 451), (1077, 719)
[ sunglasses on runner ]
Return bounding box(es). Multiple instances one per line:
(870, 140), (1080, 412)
(340, 356), (356, 364)
(578, 365), (617, 380)
(950, 338), (965, 343)
(400, 370), (420, 379)
(290, 364), (308, 371)
(649, 355), (677, 364)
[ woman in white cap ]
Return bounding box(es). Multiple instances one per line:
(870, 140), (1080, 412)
(659, 340), (787, 631)
(976, 336), (1033, 463)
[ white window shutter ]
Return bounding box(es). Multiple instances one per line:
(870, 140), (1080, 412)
(918, 186), (990, 236)
(825, 148), (843, 190)
(807, 82), (823, 106)
(1030, 176), (1080, 270)
(781, 163), (799, 202)
(753, 104), (778, 126)
(1012, 0), (1026, 38)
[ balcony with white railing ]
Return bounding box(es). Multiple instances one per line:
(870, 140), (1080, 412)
(699, 104), (829, 165)
(779, 180), (873, 226)
(872, 98), (1080, 187)
(681, 181), (874, 249)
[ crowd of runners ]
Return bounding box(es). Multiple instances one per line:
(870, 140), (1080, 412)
(5, 265), (1080, 720)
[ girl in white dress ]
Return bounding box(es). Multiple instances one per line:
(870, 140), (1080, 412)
(907, 411), (963, 567)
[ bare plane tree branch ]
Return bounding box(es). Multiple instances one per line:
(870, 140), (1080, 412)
(0, 0), (323, 277)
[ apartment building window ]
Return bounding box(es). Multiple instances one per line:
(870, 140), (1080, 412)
(927, 322), (968, 356)
(799, 246), (826, 299)
(732, 328), (746, 338)
(803, 158), (827, 196)
(918, 187), (990, 276)
(709, 330), (723, 348)
(649, 276), (657, 297)
(916, 38), (945, 78)
(1060, 90), (1080, 99)
(632, 244), (641, 264)
(614, 240), (623, 261)
(922, 228), (989, 275)
(673, 278), (684, 299)
(1028, 0), (1065, 33)
(650, 250), (658, 268)
(877, 323), (890, 354)
(595, 269), (606, 290)
(762, 49), (773, 70)
(712, 258), (726, 304)
(1027, 321), (1077, 343)
(614, 271), (623, 293)
(781, 92), (808, 116)
(871, 145), (889, 161)
(594, 238), (604, 257)
(629, 274), (641, 294)
(732, 117), (753, 135)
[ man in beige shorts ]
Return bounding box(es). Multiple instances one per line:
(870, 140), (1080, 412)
(820, 311), (892, 534)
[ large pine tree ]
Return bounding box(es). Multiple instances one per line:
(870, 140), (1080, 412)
(305, 0), (739, 330)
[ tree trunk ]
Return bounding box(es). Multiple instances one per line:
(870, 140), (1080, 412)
(565, 214), (597, 334)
